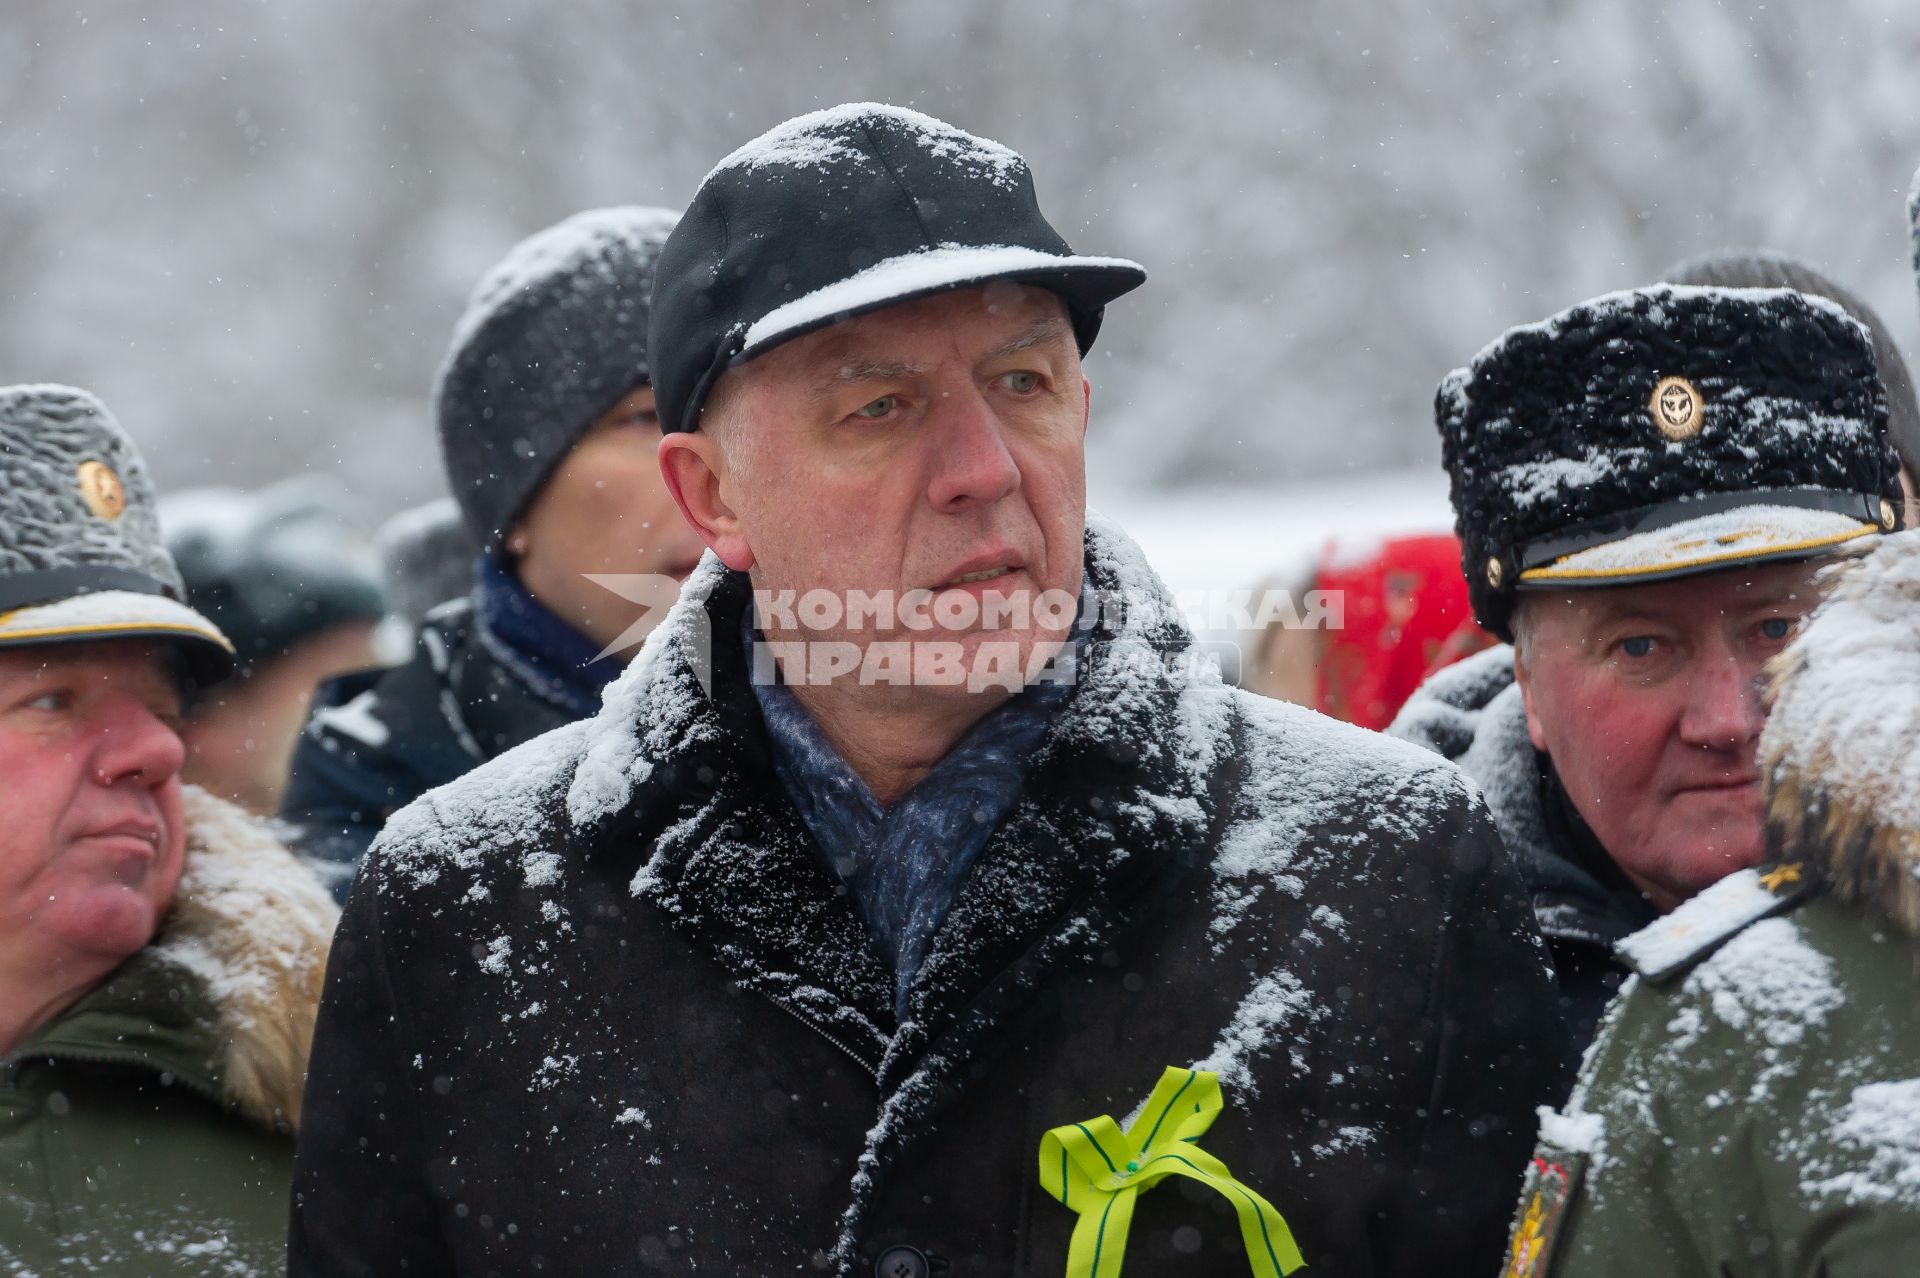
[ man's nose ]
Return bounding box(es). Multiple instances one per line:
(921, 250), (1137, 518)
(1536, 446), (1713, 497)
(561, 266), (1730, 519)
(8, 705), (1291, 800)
(90, 694), (187, 788)
(1677, 649), (1767, 751)
(924, 387), (1020, 512)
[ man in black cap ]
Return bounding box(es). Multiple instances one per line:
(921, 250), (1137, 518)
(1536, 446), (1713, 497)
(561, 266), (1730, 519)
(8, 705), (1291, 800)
(292, 104), (1568, 1277)
(1391, 284), (1902, 1050)
(275, 206), (706, 898)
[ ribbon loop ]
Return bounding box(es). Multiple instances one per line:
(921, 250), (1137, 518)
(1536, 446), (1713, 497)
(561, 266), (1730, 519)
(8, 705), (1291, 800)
(1037, 1066), (1305, 1278)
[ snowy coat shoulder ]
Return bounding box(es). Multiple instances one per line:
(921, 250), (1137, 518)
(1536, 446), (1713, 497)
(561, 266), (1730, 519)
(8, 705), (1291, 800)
(1508, 532), (1920, 1278)
(289, 519), (1572, 1278)
(0, 787), (339, 1277)
(277, 596), (579, 898)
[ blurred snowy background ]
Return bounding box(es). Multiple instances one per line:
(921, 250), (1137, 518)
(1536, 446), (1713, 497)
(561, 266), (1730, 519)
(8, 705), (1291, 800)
(5, 0), (1918, 573)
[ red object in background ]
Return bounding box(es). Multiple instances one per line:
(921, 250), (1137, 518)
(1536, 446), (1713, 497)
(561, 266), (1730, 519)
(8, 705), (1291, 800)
(1313, 532), (1496, 730)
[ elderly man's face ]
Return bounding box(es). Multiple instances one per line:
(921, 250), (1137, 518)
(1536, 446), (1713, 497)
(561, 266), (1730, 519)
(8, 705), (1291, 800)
(0, 641), (188, 972)
(671, 283), (1090, 696)
(1515, 559), (1825, 911)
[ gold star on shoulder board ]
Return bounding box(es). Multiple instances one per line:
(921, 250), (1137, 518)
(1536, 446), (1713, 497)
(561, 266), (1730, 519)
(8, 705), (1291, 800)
(1759, 863), (1803, 893)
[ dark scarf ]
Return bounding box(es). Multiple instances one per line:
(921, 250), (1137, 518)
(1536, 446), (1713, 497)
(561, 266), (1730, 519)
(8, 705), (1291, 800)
(470, 555), (621, 719)
(748, 610), (1081, 1020)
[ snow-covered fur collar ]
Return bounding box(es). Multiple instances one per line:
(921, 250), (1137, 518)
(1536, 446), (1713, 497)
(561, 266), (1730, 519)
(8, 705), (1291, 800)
(1764, 531), (1920, 937)
(154, 786), (340, 1131)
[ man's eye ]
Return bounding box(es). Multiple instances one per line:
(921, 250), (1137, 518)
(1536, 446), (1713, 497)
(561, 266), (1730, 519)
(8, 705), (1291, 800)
(1760, 617), (1793, 641)
(23, 692), (67, 712)
(1001, 371), (1041, 393)
(854, 396), (899, 420)
(1620, 636), (1656, 658)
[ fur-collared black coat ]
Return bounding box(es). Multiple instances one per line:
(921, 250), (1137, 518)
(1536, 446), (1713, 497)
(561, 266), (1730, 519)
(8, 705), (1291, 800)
(289, 521), (1573, 1277)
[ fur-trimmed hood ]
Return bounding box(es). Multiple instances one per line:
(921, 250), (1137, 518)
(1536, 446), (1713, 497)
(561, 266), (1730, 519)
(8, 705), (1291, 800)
(1764, 530), (1920, 936)
(153, 785), (340, 1130)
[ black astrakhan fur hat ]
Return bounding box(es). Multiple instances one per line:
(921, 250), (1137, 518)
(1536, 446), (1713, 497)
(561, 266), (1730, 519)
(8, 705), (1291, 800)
(1437, 285), (1902, 641)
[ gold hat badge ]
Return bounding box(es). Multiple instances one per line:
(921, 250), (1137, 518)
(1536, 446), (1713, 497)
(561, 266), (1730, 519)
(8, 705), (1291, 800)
(76, 460), (127, 521)
(1650, 376), (1704, 441)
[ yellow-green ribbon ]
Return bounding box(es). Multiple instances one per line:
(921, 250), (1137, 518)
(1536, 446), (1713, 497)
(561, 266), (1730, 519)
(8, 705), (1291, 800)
(1038, 1066), (1306, 1278)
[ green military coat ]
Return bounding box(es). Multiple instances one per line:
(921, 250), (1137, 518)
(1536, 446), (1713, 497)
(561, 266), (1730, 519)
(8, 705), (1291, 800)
(1501, 533), (1920, 1277)
(1504, 867), (1920, 1276)
(0, 787), (337, 1277)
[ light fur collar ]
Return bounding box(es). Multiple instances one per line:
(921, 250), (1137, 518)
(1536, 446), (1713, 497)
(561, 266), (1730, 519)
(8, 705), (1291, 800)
(1763, 531), (1920, 936)
(153, 786), (340, 1131)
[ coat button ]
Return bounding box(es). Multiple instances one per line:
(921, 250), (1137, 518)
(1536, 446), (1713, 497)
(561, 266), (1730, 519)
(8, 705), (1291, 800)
(874, 1244), (929, 1278)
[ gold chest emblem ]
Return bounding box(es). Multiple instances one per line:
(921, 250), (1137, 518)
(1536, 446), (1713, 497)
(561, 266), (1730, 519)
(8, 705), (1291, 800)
(1650, 376), (1704, 440)
(76, 459), (127, 521)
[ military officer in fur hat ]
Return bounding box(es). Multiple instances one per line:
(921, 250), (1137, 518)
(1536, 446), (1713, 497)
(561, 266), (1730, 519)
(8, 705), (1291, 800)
(0, 385), (338, 1275)
(1390, 284), (1903, 1050)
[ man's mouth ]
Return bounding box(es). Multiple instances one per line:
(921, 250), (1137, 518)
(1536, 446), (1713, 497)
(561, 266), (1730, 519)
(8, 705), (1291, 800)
(1672, 775), (1760, 796)
(946, 566), (1016, 586)
(933, 551), (1027, 590)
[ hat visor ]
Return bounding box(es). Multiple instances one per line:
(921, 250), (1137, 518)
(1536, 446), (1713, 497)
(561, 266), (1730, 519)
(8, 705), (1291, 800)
(738, 244), (1147, 360)
(1517, 504), (1881, 588)
(0, 590), (236, 685)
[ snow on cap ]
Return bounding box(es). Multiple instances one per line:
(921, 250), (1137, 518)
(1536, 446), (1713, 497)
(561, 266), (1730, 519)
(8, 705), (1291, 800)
(650, 102), (1146, 434)
(0, 384), (233, 684)
(1435, 285), (1903, 641)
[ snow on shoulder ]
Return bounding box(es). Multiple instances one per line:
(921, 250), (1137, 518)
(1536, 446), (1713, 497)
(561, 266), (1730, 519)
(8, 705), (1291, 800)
(568, 551), (730, 830)
(1617, 867), (1800, 980)
(1209, 682), (1477, 945)
(372, 717), (590, 894)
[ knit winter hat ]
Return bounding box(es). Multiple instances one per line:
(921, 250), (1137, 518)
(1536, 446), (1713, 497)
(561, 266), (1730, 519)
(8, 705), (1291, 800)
(435, 205), (680, 553)
(650, 102), (1146, 434)
(0, 384), (233, 681)
(1438, 286), (1902, 641)
(162, 477), (388, 676)
(1664, 250), (1920, 487)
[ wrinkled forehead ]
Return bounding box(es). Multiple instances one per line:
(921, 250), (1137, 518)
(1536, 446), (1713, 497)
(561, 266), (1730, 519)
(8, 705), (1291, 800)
(726, 283), (1076, 403)
(0, 637), (183, 692)
(1531, 558), (1832, 633)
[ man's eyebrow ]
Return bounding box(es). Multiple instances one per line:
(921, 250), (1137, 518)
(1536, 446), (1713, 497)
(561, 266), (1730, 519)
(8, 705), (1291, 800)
(806, 357), (927, 403)
(987, 316), (1076, 361)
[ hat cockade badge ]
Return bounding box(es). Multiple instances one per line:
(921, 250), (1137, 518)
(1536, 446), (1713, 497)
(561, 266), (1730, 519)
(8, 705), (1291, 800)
(1649, 376), (1704, 441)
(76, 459), (127, 521)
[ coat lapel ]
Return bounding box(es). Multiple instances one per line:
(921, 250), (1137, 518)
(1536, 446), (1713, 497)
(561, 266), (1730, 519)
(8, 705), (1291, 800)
(569, 563), (895, 1072)
(830, 519), (1242, 1265)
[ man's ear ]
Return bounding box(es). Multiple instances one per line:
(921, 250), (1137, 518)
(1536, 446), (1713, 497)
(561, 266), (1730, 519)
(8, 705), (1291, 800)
(1513, 642), (1551, 753)
(658, 430), (755, 572)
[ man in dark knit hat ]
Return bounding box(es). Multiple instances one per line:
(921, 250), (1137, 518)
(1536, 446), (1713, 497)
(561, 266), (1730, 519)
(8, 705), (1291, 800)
(292, 104), (1569, 1277)
(1390, 284), (1902, 1051)
(276, 206), (705, 896)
